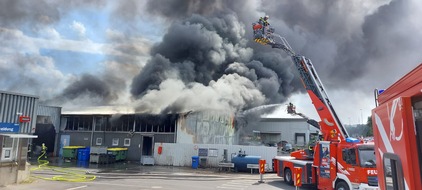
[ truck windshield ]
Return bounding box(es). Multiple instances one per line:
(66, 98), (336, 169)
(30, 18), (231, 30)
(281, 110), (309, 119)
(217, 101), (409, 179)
(359, 147), (376, 168)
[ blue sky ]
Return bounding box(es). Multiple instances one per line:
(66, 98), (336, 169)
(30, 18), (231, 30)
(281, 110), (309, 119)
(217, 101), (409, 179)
(14, 3), (163, 77)
(40, 49), (105, 75)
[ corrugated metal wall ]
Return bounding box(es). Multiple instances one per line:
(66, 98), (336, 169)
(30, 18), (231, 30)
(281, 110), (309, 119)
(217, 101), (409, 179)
(37, 105), (61, 131)
(154, 143), (277, 170)
(0, 91), (39, 133)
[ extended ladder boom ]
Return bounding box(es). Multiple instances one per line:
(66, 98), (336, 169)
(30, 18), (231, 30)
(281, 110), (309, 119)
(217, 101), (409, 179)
(272, 36), (349, 141)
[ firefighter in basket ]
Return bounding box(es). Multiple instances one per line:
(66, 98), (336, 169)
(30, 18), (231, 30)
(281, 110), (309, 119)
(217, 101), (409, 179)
(252, 15), (274, 45)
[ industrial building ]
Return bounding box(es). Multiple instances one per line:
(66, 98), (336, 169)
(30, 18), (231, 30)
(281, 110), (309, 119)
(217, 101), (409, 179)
(0, 89), (316, 186)
(59, 113), (178, 162)
(56, 110), (314, 164)
(57, 110), (237, 162)
(243, 117), (320, 148)
(0, 91), (39, 186)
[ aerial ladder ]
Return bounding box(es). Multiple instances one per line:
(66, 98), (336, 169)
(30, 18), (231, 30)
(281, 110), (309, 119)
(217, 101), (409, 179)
(253, 25), (349, 142)
(253, 20), (378, 190)
(287, 102), (320, 130)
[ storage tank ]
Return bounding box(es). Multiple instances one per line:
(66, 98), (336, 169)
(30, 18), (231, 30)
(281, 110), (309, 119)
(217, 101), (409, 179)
(231, 152), (261, 172)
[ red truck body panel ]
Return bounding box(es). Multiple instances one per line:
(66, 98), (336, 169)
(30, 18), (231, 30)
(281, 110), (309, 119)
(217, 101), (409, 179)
(372, 63), (422, 190)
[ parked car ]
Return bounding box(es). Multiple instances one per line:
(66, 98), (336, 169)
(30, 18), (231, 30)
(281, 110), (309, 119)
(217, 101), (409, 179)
(277, 141), (292, 152)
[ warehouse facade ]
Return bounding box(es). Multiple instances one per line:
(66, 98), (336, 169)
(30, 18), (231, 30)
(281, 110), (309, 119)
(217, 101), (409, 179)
(0, 91), (39, 186)
(57, 110), (238, 161)
(242, 117), (320, 149)
(59, 113), (178, 161)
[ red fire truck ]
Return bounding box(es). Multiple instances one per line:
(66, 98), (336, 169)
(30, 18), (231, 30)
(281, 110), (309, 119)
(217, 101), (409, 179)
(253, 21), (378, 190)
(372, 64), (422, 190)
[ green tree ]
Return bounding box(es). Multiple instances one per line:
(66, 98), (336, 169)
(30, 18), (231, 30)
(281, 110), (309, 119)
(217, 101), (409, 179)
(366, 116), (373, 136)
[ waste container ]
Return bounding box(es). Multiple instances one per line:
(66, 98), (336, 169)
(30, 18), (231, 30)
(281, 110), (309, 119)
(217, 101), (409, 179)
(200, 158), (207, 168)
(63, 146), (85, 159)
(77, 148), (90, 161)
(192, 156), (199, 169)
(107, 148), (128, 161)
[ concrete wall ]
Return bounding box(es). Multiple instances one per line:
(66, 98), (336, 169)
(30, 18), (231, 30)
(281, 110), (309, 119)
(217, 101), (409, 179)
(0, 162), (30, 186)
(176, 111), (237, 145)
(153, 143), (277, 170)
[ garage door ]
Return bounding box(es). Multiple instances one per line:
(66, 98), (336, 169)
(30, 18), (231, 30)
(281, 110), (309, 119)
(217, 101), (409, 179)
(260, 133), (281, 145)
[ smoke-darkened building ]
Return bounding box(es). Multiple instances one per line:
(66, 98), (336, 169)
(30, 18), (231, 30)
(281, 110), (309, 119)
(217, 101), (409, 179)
(59, 113), (178, 161)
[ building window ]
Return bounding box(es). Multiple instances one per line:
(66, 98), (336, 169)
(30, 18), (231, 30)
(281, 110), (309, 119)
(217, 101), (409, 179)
(124, 138), (131, 147)
(112, 138), (119, 146)
(1, 137), (14, 161)
(64, 115), (93, 131)
(295, 133), (306, 146)
(2, 137), (13, 148)
(109, 115), (134, 132)
(94, 116), (108, 131)
(4, 150), (11, 158)
(96, 138), (102, 145)
(134, 114), (177, 133)
(65, 116), (73, 130)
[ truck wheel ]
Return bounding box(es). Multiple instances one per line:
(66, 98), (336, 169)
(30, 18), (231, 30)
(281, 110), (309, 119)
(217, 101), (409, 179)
(284, 168), (293, 185)
(335, 181), (350, 190)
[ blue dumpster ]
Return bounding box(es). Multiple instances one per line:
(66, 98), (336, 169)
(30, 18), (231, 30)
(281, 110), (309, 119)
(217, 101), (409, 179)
(77, 148), (90, 161)
(192, 156), (199, 169)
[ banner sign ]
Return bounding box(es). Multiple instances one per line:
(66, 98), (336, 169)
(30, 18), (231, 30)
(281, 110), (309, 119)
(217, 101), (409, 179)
(0, 123), (20, 133)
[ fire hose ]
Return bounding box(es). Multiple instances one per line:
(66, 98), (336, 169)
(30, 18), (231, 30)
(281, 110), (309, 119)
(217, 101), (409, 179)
(30, 146), (96, 182)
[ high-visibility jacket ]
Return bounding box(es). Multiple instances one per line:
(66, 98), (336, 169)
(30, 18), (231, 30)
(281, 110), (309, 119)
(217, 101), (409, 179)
(259, 17), (269, 26)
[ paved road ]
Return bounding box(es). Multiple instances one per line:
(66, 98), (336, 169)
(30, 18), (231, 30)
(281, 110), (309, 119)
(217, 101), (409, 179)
(2, 170), (303, 190)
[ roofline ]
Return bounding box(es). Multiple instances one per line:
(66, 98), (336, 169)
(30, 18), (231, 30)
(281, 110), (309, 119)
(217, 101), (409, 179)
(259, 117), (307, 122)
(61, 113), (180, 116)
(0, 90), (39, 99)
(38, 105), (62, 109)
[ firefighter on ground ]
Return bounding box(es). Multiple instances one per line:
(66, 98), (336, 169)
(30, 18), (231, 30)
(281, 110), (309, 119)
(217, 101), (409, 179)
(41, 143), (47, 159)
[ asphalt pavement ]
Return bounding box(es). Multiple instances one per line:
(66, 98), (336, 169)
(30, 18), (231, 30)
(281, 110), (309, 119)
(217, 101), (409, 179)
(0, 158), (307, 190)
